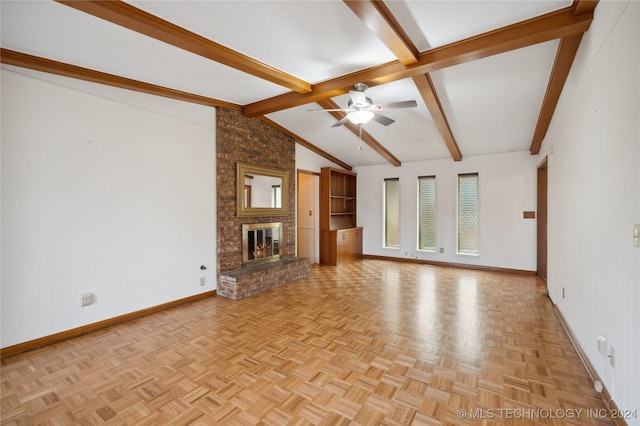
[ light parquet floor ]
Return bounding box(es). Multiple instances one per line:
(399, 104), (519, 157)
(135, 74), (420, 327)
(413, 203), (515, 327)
(2, 260), (614, 425)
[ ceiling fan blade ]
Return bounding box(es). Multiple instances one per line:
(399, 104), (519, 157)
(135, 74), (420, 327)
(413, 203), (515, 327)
(372, 113), (395, 126)
(372, 100), (418, 110)
(307, 108), (350, 112)
(331, 116), (351, 128)
(349, 90), (366, 107)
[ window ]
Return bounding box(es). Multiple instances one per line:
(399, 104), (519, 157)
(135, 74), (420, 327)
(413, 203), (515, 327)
(417, 176), (436, 251)
(384, 178), (400, 248)
(457, 173), (479, 255)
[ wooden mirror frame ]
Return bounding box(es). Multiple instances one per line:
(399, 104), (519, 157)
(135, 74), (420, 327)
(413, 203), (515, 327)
(236, 162), (289, 217)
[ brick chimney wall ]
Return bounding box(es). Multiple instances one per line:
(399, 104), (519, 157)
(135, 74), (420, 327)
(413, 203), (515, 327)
(216, 108), (296, 274)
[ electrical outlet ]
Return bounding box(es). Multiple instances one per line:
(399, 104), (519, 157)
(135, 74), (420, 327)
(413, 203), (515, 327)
(562, 287), (565, 298)
(200, 277), (205, 286)
(439, 247), (444, 254)
(81, 293), (94, 307)
(608, 346), (615, 368)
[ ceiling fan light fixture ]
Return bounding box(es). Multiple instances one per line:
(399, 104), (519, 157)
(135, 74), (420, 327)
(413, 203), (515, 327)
(347, 110), (374, 125)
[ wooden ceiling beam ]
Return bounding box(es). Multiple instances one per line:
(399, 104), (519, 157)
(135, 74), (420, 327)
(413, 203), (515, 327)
(573, 0), (599, 15)
(412, 74), (462, 161)
(345, 1), (461, 161)
(317, 99), (402, 167)
(0, 48), (240, 110)
(55, 0), (312, 94)
(343, 0), (418, 65)
(529, 34), (584, 154)
(243, 7), (594, 117)
(529, 0), (598, 154)
(258, 117), (353, 171)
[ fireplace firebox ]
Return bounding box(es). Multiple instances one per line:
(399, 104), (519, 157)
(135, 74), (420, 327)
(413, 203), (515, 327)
(242, 222), (281, 266)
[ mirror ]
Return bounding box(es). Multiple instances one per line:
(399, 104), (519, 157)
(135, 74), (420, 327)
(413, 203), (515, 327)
(237, 162), (289, 217)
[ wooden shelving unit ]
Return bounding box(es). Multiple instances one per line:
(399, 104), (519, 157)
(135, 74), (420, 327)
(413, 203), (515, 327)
(320, 167), (363, 265)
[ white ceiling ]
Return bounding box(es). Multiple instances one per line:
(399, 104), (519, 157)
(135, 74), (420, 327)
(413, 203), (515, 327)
(1, 0), (580, 168)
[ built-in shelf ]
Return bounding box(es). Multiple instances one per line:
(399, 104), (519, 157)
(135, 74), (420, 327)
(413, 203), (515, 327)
(320, 167), (362, 265)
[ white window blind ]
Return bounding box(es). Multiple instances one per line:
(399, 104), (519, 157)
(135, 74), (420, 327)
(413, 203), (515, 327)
(457, 173), (479, 255)
(417, 176), (436, 251)
(384, 178), (400, 248)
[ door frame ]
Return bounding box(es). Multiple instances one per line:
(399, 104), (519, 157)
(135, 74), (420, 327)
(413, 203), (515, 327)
(297, 169), (320, 263)
(537, 156), (548, 285)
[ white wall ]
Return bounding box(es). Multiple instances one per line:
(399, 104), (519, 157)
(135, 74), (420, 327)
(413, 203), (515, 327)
(1, 70), (217, 348)
(537, 0), (639, 420)
(355, 151), (539, 271)
(295, 144), (346, 172)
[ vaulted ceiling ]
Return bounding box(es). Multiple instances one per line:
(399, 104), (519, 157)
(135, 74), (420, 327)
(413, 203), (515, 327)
(1, 0), (598, 170)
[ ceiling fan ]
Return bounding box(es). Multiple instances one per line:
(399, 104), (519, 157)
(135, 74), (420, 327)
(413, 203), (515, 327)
(309, 83), (418, 127)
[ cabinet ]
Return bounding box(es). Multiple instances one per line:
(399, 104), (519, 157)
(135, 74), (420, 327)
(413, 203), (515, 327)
(319, 167), (363, 265)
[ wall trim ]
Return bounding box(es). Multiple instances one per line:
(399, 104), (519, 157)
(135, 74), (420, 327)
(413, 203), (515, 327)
(362, 254), (537, 275)
(552, 303), (627, 426)
(297, 169), (321, 176)
(0, 290), (216, 359)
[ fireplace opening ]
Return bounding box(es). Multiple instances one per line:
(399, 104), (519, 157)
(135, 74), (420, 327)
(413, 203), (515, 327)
(242, 222), (281, 266)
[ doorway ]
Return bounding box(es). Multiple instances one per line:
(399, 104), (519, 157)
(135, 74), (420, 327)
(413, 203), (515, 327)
(297, 170), (319, 263)
(537, 157), (548, 284)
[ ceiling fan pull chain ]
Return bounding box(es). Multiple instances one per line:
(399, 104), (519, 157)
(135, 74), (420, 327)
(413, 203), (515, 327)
(358, 125), (364, 151)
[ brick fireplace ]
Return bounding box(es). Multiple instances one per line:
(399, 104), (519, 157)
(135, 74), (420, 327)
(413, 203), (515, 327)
(216, 108), (310, 299)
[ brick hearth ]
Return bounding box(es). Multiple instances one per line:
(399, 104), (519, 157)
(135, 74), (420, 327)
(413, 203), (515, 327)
(218, 257), (310, 299)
